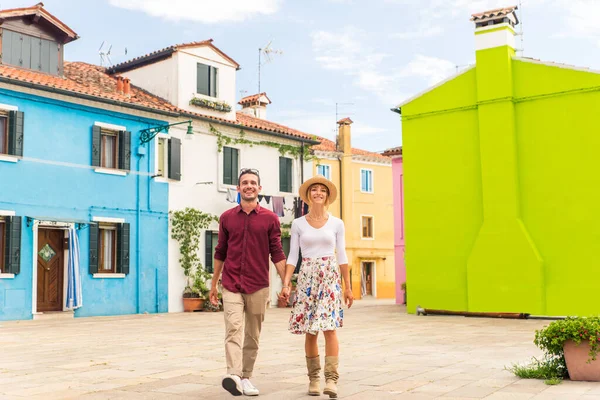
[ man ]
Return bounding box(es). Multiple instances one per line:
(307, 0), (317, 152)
(210, 168), (287, 397)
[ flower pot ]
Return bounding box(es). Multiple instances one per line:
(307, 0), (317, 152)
(183, 297), (205, 312)
(564, 340), (600, 381)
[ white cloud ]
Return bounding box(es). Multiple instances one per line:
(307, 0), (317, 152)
(311, 27), (453, 105)
(108, 0), (281, 23)
(391, 26), (444, 40)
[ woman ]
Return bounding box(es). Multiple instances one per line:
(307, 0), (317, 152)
(281, 175), (354, 398)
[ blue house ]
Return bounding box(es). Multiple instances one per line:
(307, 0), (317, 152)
(0, 3), (181, 320)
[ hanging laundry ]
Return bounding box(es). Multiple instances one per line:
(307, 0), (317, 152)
(258, 195), (264, 203)
(264, 195), (271, 204)
(237, 192), (241, 204)
(303, 201), (309, 215)
(272, 196), (285, 217)
(226, 188), (238, 203)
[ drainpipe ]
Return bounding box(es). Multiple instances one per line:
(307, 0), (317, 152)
(300, 142), (304, 182)
(338, 155), (343, 217)
(136, 149), (143, 314)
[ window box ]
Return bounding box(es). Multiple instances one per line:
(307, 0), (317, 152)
(190, 97), (232, 113)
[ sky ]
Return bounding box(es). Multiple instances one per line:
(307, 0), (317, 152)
(3, 0), (600, 152)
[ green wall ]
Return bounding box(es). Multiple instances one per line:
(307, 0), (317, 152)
(402, 46), (600, 316)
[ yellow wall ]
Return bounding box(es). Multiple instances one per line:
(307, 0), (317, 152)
(313, 153), (395, 299)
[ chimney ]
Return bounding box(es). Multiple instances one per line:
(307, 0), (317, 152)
(123, 78), (131, 96)
(336, 117), (353, 155)
(471, 6), (519, 102)
(471, 6), (519, 52)
(116, 76), (124, 93)
(238, 93), (271, 120)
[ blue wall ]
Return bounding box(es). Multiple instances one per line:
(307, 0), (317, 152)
(0, 88), (170, 320)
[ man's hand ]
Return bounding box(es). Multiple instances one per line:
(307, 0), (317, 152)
(209, 287), (219, 306)
(344, 288), (354, 308)
(279, 286), (291, 302)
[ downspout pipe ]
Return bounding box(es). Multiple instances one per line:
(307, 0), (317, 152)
(300, 142), (304, 183)
(136, 150), (143, 314)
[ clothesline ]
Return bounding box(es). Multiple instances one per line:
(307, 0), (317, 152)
(224, 188), (308, 218)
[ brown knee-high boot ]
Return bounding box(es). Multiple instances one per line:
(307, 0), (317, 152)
(305, 356), (321, 396)
(323, 356), (339, 398)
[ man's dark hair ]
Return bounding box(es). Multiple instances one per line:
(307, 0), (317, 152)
(238, 168), (261, 186)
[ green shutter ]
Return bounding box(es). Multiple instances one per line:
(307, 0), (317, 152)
(279, 157), (292, 192)
(8, 111), (24, 157)
(117, 223), (130, 275)
(5, 216), (22, 275)
(205, 230), (213, 274)
(223, 147), (232, 185)
(89, 223), (99, 274)
(210, 66), (218, 97)
(92, 125), (101, 167)
(286, 158), (293, 192)
(168, 137), (181, 181)
(118, 130), (131, 171)
(197, 63), (209, 96)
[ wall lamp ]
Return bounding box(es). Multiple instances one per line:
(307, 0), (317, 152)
(139, 120), (193, 144)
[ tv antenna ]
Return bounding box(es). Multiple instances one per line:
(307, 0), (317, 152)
(99, 41), (113, 66)
(516, 0), (524, 56)
(258, 40), (283, 93)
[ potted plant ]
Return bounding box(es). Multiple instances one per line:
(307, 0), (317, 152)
(534, 316), (600, 381)
(171, 208), (218, 312)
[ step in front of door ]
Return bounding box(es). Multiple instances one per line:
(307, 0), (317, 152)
(33, 311), (75, 321)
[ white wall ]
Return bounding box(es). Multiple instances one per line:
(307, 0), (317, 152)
(177, 48), (237, 122)
(120, 56), (178, 105)
(165, 120), (314, 312)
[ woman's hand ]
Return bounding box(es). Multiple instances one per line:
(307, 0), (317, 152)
(344, 288), (354, 308)
(279, 286), (291, 302)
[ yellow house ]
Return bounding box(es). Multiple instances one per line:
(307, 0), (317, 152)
(311, 118), (395, 299)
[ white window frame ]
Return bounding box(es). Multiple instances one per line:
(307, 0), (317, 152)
(0, 103), (19, 163)
(317, 164), (331, 180)
(360, 168), (374, 193)
(196, 62), (219, 99)
(154, 133), (170, 183)
(360, 214), (375, 240)
(91, 216), (126, 279)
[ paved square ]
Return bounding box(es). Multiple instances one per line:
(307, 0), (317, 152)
(1, 300), (597, 399)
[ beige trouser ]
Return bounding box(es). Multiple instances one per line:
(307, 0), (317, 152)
(223, 287), (270, 378)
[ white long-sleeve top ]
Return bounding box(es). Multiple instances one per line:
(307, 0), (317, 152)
(286, 215), (349, 266)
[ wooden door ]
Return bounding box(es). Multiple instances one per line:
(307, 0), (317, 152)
(37, 229), (64, 312)
(365, 262), (373, 296)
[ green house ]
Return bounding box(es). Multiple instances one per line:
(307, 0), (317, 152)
(394, 6), (600, 317)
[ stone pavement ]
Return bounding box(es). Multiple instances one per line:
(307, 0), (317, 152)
(1, 299), (599, 399)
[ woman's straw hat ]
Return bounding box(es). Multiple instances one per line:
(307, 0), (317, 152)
(299, 175), (338, 205)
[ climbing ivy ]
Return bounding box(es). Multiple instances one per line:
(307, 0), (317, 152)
(211, 124), (316, 160)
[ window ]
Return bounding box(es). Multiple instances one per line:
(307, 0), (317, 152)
(197, 63), (218, 98)
(92, 125), (131, 171)
(89, 222), (130, 275)
(279, 157), (293, 193)
(157, 137), (182, 181)
(99, 225), (117, 273)
(1, 30), (63, 75)
(205, 230), (219, 274)
(0, 110), (24, 157)
(362, 216), (374, 239)
(223, 147), (239, 185)
(361, 169), (373, 193)
(317, 164), (331, 180)
(0, 216), (21, 274)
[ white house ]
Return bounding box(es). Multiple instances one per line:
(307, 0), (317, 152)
(109, 41), (318, 311)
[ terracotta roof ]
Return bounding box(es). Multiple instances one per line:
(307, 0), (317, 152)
(238, 92), (271, 106)
(312, 136), (390, 160)
(382, 146), (402, 157)
(471, 6), (518, 22)
(235, 112), (315, 141)
(337, 117), (353, 125)
(0, 2), (79, 43)
(0, 61), (178, 114)
(108, 39), (240, 74)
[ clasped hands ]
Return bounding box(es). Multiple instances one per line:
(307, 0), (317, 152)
(278, 285), (354, 308)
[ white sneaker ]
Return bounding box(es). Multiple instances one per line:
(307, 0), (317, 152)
(241, 378), (260, 396)
(222, 374), (243, 396)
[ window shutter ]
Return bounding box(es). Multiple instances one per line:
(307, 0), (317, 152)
(279, 158), (292, 192)
(92, 125), (101, 167)
(286, 159), (293, 192)
(8, 111), (24, 157)
(279, 157), (285, 192)
(117, 223), (130, 275)
(205, 230), (213, 274)
(197, 63), (209, 96)
(89, 223), (99, 274)
(232, 148), (239, 181)
(5, 216), (22, 275)
(118, 130), (131, 171)
(223, 147), (232, 185)
(210, 66), (218, 97)
(168, 137), (181, 181)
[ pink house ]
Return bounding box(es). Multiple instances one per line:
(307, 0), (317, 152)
(383, 146), (405, 304)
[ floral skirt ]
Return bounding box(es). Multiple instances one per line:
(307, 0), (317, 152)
(289, 256), (344, 335)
